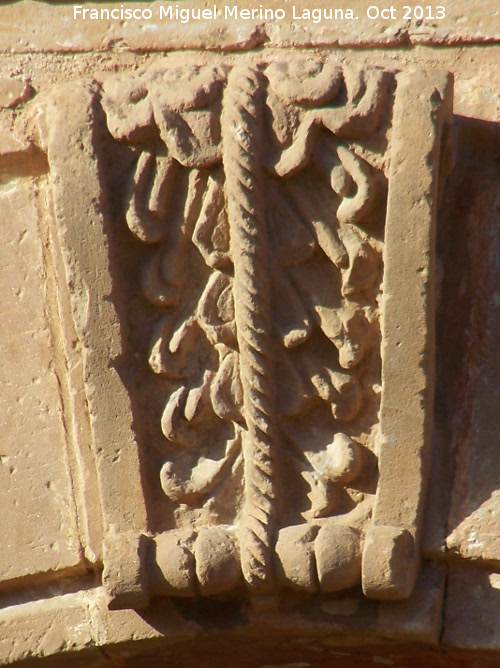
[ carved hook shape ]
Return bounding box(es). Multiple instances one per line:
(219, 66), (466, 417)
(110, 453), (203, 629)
(160, 430), (241, 504)
(125, 150), (177, 244)
(336, 147), (380, 226)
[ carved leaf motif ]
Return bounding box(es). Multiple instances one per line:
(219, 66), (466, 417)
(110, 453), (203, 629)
(324, 66), (392, 138)
(259, 66), (387, 528)
(283, 410), (366, 517)
(329, 372), (363, 423)
(104, 64), (226, 164)
(265, 88), (298, 147)
(140, 168), (206, 306)
(289, 260), (343, 343)
(150, 68), (224, 167)
(285, 180), (348, 268)
(210, 350), (243, 422)
(101, 74), (155, 143)
(125, 151), (177, 244)
(313, 135), (352, 198)
(148, 65), (226, 112)
(197, 272), (236, 347)
(160, 430), (241, 504)
(266, 66), (391, 177)
(148, 315), (199, 377)
(302, 470), (341, 519)
(340, 225), (381, 298)
(266, 60), (343, 108)
(109, 61), (388, 559)
(184, 373), (213, 424)
(161, 386), (190, 444)
(332, 307), (374, 369)
(161, 371), (213, 446)
(192, 171), (231, 269)
(308, 433), (365, 485)
(268, 188), (316, 267)
(335, 147), (381, 225)
(273, 265), (313, 349)
(152, 107), (222, 169)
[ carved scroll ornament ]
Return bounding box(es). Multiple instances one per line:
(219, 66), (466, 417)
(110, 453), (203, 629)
(95, 59), (452, 608)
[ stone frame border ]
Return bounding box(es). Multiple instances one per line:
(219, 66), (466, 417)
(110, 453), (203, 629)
(39, 59), (453, 612)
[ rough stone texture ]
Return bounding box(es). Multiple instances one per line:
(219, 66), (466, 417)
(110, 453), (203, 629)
(0, 79), (30, 109)
(0, 2), (499, 666)
(362, 67), (452, 601)
(444, 566), (500, 651)
(445, 143), (500, 568)
(420, 99), (500, 569)
(1, 1), (500, 52)
(38, 79), (148, 567)
(0, 177), (83, 588)
(35, 56), (446, 611)
(0, 591), (97, 666)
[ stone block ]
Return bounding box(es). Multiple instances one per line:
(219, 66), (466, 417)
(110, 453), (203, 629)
(0, 7), (497, 663)
(0, 1), (498, 53)
(103, 532), (150, 610)
(23, 57), (452, 613)
(444, 565), (500, 651)
(0, 178), (83, 588)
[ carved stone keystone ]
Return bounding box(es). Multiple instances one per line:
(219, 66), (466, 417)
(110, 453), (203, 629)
(31, 58), (453, 610)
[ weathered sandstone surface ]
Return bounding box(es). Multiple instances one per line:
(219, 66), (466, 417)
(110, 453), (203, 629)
(0, 1), (499, 666)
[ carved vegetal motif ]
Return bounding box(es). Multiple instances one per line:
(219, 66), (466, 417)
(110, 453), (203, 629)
(101, 59), (393, 599)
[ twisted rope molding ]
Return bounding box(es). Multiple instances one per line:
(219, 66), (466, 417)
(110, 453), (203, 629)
(222, 65), (277, 593)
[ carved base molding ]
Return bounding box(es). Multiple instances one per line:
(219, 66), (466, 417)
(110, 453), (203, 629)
(31, 57), (453, 612)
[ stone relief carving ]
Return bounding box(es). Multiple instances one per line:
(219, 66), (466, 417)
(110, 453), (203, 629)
(100, 60), (390, 601)
(32, 57), (452, 610)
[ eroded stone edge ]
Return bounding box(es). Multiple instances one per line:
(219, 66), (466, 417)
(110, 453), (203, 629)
(0, 1), (499, 53)
(39, 81), (149, 606)
(362, 68), (454, 600)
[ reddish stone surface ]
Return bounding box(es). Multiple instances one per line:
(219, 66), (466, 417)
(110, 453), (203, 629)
(0, 3), (498, 666)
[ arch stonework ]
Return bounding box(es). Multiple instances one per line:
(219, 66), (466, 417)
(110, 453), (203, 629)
(0, 2), (499, 666)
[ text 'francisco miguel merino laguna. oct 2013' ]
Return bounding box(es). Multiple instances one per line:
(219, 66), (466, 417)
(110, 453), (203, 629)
(73, 4), (447, 23)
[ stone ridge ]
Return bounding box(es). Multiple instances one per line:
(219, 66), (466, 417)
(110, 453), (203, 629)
(0, 0), (499, 53)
